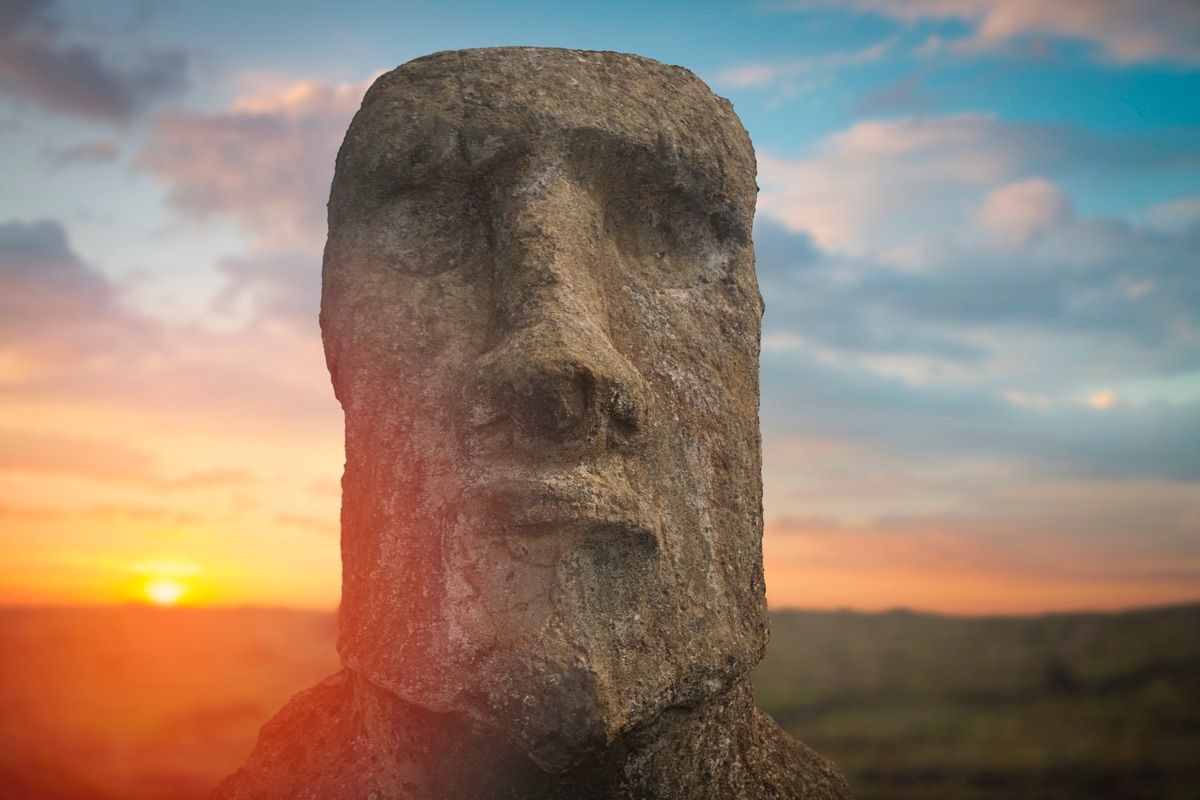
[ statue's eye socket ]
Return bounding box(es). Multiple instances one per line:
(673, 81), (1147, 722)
(370, 190), (485, 277)
(604, 190), (715, 271)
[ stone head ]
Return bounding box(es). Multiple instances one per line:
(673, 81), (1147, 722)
(321, 47), (764, 770)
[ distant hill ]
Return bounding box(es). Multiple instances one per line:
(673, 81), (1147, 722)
(0, 603), (1197, 799)
(756, 604), (1200, 799)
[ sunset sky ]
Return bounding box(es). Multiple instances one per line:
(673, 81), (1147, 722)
(2, 0), (1198, 614)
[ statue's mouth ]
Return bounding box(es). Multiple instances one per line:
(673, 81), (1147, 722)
(454, 474), (658, 543)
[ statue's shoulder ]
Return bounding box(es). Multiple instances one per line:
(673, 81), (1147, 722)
(745, 707), (854, 800)
(211, 669), (364, 799)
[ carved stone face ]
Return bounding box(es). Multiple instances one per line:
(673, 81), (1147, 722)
(321, 48), (765, 770)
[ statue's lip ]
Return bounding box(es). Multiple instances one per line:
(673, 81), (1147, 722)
(454, 475), (657, 540)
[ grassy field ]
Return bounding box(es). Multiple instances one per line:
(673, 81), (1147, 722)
(0, 603), (1196, 799)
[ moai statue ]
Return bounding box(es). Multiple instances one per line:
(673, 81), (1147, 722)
(214, 47), (852, 800)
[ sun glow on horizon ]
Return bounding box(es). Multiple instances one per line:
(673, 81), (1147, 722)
(144, 578), (188, 606)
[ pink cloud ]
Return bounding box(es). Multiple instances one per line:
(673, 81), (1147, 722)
(792, 0), (1200, 64)
(138, 79), (367, 250)
(758, 113), (1020, 251)
(977, 177), (1073, 245)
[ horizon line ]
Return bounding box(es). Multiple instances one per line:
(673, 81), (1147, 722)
(2, 598), (1198, 620)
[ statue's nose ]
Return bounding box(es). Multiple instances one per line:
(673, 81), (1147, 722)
(464, 156), (647, 451)
(465, 322), (644, 448)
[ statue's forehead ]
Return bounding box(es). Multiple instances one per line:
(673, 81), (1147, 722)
(361, 48), (731, 130)
(335, 48), (755, 201)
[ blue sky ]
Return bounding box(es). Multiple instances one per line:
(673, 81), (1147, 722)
(1, 0), (1198, 612)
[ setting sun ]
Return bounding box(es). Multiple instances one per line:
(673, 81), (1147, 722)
(144, 579), (187, 606)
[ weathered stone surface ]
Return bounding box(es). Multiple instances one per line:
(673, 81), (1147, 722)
(215, 46), (852, 799)
(214, 670), (849, 799)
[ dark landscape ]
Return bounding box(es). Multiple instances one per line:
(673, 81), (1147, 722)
(0, 603), (1196, 800)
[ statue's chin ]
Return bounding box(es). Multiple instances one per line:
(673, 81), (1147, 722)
(462, 651), (620, 773)
(359, 641), (667, 773)
(343, 513), (762, 773)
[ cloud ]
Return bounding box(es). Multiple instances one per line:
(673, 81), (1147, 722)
(0, 215), (338, 468)
(0, 216), (340, 615)
(756, 185), (1200, 367)
(275, 512), (336, 537)
(757, 112), (1199, 252)
(790, 0), (1200, 65)
(714, 37), (893, 93)
(1088, 389), (1119, 410)
(0, 219), (332, 488)
(43, 138), (119, 168)
(138, 79), (365, 249)
(0, 502), (203, 526)
(755, 222), (990, 363)
(853, 217), (1200, 345)
(852, 71), (934, 116)
(165, 468), (257, 491)
(762, 488), (1200, 612)
(136, 78), (370, 329)
(0, 427), (157, 483)
(1140, 195), (1200, 233)
(0, 0), (189, 121)
(977, 177), (1073, 245)
(0, 218), (153, 372)
(758, 113), (1020, 251)
(760, 339), (1200, 482)
(0, 430), (253, 488)
(212, 250), (321, 326)
(754, 200), (1200, 483)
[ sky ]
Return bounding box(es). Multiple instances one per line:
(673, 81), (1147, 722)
(1, 0), (1198, 614)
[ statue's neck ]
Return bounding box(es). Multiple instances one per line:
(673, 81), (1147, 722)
(348, 670), (764, 799)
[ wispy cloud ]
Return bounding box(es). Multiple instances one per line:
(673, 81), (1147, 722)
(715, 37), (894, 92)
(0, 428), (158, 483)
(43, 138), (119, 168)
(852, 71), (934, 116)
(1140, 195), (1200, 233)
